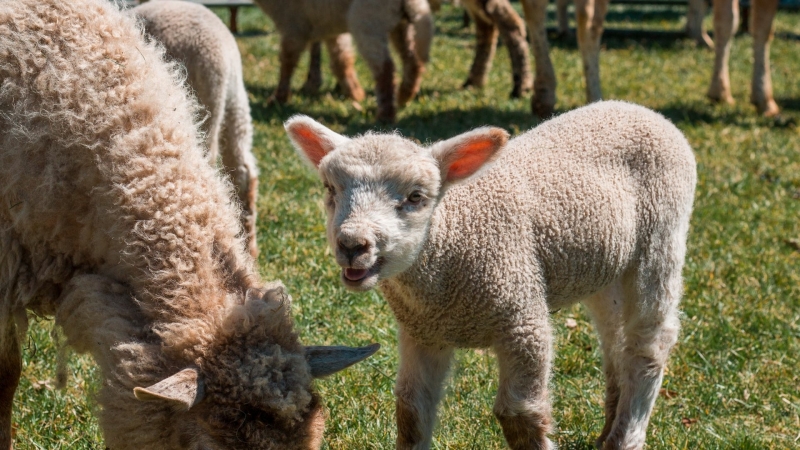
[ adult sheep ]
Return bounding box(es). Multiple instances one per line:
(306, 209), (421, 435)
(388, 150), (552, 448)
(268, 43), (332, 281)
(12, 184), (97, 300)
(133, 0), (260, 258)
(253, 0), (434, 122)
(286, 101), (697, 449)
(0, 1), (376, 449)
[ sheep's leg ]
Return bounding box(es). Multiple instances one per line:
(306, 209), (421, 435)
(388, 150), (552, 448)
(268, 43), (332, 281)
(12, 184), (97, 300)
(520, 0), (557, 117)
(349, 17), (396, 122)
(583, 281), (626, 448)
(0, 313), (21, 450)
(461, 6), (499, 91)
(493, 316), (554, 449)
(487, 0), (533, 98)
(686, 0), (713, 48)
(221, 92), (258, 258)
(750, 0), (780, 116)
(273, 36), (308, 104)
(574, 0), (609, 103)
(556, 0), (572, 38)
(394, 328), (453, 450)
(301, 41), (323, 95)
(390, 21), (424, 108)
(326, 34), (366, 102)
(707, 0), (738, 104)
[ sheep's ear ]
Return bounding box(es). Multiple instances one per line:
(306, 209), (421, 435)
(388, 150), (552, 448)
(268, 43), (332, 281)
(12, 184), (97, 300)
(285, 115), (350, 168)
(429, 127), (509, 184)
(305, 343), (380, 378)
(133, 368), (205, 411)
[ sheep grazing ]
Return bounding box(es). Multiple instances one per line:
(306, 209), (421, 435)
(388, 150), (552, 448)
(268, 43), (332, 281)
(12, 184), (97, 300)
(460, 0), (533, 98)
(133, 0), (260, 258)
(707, 0), (780, 116)
(252, 0), (434, 122)
(287, 101), (697, 449)
(0, 1), (377, 448)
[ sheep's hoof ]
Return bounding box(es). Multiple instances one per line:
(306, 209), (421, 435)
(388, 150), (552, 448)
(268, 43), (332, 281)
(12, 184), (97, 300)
(753, 99), (781, 118)
(531, 92), (556, 118)
(706, 88), (734, 105)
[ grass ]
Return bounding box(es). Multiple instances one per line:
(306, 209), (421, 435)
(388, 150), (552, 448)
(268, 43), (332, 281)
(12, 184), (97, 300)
(11, 3), (800, 449)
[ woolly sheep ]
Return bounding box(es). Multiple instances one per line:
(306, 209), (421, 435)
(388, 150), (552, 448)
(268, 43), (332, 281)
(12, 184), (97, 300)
(252, 0), (434, 122)
(286, 101), (697, 449)
(133, 0), (260, 258)
(0, 1), (376, 448)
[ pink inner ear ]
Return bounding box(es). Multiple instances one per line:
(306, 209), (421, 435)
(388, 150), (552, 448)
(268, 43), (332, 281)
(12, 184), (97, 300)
(292, 125), (328, 167)
(446, 139), (497, 181)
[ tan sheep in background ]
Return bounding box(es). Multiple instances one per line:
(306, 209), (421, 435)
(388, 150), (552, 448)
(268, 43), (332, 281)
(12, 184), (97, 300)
(133, 0), (261, 258)
(287, 101), (697, 449)
(0, 0), (376, 448)
(253, 0), (434, 122)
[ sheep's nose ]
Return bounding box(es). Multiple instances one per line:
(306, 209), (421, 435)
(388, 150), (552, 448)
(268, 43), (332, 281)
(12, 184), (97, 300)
(337, 237), (370, 262)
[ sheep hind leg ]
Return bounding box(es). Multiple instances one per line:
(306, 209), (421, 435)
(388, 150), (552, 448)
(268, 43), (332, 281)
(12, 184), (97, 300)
(394, 327), (453, 450)
(488, 0), (533, 98)
(390, 21), (423, 108)
(520, 0), (557, 117)
(326, 34), (365, 102)
(273, 36), (308, 104)
(493, 312), (555, 449)
(750, 0), (780, 116)
(602, 261), (683, 449)
(462, 8), (498, 91)
(583, 280), (626, 448)
(301, 41), (323, 96)
(0, 313), (21, 450)
(707, 0), (738, 105)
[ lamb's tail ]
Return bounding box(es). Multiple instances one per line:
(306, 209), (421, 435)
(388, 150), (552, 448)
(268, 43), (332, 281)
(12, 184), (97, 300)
(403, 0), (434, 63)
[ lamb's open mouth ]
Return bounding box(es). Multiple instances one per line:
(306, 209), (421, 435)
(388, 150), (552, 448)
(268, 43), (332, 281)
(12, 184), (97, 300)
(341, 259), (383, 289)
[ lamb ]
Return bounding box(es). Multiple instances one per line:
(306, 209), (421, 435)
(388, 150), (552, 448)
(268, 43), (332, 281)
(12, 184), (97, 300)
(0, 1), (376, 448)
(707, 0), (780, 116)
(252, 0), (434, 122)
(133, 0), (260, 258)
(286, 101), (697, 449)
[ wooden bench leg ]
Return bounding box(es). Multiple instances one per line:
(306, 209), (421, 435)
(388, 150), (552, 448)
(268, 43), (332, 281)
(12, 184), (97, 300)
(229, 6), (239, 34)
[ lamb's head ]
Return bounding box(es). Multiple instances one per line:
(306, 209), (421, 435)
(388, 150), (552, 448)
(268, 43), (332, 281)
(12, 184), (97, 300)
(56, 276), (378, 449)
(285, 116), (508, 291)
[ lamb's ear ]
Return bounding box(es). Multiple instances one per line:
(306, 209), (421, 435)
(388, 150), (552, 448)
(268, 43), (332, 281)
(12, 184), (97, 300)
(133, 368), (205, 411)
(285, 115), (350, 168)
(305, 343), (380, 378)
(429, 127), (509, 185)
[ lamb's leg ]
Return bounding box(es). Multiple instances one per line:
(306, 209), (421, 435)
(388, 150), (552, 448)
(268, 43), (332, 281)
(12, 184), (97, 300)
(487, 0), (533, 98)
(0, 313), (21, 450)
(602, 262), (683, 448)
(301, 41), (323, 95)
(707, 0), (738, 104)
(750, 0), (780, 116)
(326, 34), (366, 102)
(583, 281), (626, 448)
(574, 0), (610, 103)
(349, 17), (396, 122)
(461, 6), (499, 91)
(273, 35), (308, 104)
(686, 0), (713, 48)
(390, 21), (424, 108)
(556, 0), (572, 38)
(520, 0), (557, 117)
(394, 328), (453, 450)
(493, 315), (554, 449)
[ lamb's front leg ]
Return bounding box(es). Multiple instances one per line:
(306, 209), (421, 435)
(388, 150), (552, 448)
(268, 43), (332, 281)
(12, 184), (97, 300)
(493, 316), (554, 450)
(394, 327), (453, 450)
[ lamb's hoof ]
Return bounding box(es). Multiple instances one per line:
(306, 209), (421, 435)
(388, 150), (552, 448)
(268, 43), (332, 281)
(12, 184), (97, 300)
(707, 91), (735, 106)
(531, 92), (556, 118)
(268, 91), (291, 105)
(510, 84), (533, 99)
(301, 81), (322, 96)
(375, 107), (396, 123)
(753, 99), (781, 118)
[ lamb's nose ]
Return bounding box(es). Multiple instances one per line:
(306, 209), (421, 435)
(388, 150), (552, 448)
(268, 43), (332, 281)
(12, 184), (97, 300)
(337, 238), (369, 262)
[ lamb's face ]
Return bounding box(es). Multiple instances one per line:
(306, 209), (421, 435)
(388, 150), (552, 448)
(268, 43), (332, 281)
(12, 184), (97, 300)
(319, 135), (442, 290)
(285, 115), (509, 291)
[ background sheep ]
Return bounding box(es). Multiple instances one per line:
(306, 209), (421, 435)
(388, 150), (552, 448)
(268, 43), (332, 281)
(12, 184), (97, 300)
(0, 0), (376, 448)
(252, 0), (434, 122)
(287, 101), (697, 449)
(133, 0), (260, 257)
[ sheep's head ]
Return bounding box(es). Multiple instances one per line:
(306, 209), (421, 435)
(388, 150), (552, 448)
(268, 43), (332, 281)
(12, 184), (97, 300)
(57, 276), (378, 450)
(285, 116), (508, 291)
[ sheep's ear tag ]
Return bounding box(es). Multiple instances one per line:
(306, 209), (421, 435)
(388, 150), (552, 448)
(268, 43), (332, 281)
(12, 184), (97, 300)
(431, 127), (509, 182)
(284, 115), (348, 168)
(133, 367), (205, 411)
(305, 343), (380, 378)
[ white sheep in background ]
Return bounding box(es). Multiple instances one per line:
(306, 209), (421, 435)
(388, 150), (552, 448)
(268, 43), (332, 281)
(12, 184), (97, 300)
(287, 101), (697, 449)
(133, 0), (260, 257)
(252, 0), (434, 122)
(0, 0), (376, 448)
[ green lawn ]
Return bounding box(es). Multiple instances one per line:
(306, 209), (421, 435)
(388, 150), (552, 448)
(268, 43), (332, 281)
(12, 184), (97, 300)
(11, 3), (800, 449)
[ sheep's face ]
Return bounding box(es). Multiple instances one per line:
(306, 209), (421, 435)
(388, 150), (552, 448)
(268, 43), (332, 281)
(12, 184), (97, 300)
(285, 116), (508, 291)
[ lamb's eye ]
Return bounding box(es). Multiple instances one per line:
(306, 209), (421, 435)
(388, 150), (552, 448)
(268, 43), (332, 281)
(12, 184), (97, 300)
(407, 191), (423, 204)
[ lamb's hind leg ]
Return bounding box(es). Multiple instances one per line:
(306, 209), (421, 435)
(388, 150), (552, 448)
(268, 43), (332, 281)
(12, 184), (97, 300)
(583, 280), (626, 448)
(0, 312), (21, 450)
(602, 258), (684, 448)
(326, 34), (366, 102)
(750, 0), (780, 116)
(461, 5), (499, 91)
(390, 20), (424, 108)
(349, 11), (396, 122)
(487, 0), (533, 98)
(394, 327), (453, 450)
(273, 35), (308, 104)
(493, 310), (554, 449)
